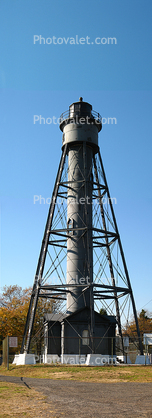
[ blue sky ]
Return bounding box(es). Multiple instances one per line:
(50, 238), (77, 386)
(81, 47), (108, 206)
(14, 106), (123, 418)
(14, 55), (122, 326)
(0, 0), (152, 314)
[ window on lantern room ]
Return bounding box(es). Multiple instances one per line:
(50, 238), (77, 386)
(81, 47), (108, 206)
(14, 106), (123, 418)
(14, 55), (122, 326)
(75, 104), (80, 111)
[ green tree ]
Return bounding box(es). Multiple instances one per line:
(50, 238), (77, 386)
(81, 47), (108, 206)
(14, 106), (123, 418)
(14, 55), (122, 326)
(124, 309), (152, 339)
(139, 309), (149, 320)
(99, 308), (107, 316)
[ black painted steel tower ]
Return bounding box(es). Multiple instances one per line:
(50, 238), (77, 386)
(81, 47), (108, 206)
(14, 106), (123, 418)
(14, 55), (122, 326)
(21, 98), (143, 356)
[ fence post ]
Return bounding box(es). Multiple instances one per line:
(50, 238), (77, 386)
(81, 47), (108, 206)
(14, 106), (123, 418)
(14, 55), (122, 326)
(79, 337), (81, 363)
(7, 336), (9, 370)
(111, 337), (113, 364)
(2, 336), (9, 370)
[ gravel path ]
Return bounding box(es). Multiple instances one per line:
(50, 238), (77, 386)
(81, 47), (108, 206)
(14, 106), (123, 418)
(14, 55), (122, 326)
(0, 375), (152, 417)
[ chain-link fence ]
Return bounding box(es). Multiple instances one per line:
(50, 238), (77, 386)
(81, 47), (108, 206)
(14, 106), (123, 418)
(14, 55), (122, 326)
(2, 334), (152, 366)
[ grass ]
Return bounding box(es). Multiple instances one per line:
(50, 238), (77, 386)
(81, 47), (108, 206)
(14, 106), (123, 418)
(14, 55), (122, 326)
(0, 365), (152, 418)
(0, 363), (152, 382)
(0, 381), (57, 417)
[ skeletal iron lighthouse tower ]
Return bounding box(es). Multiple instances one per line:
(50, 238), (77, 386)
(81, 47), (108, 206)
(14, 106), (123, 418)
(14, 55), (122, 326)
(65, 99), (96, 314)
(21, 98), (143, 356)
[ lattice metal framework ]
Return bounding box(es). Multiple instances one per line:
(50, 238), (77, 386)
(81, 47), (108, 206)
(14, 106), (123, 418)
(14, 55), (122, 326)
(21, 99), (143, 355)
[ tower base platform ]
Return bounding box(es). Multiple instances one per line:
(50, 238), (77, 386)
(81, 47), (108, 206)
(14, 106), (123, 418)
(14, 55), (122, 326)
(12, 354), (36, 365)
(135, 355), (150, 365)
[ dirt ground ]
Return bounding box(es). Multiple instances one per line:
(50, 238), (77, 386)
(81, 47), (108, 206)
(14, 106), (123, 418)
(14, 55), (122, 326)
(1, 375), (152, 418)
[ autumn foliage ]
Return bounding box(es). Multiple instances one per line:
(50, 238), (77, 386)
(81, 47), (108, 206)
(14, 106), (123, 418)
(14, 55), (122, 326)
(0, 285), (58, 352)
(124, 309), (152, 339)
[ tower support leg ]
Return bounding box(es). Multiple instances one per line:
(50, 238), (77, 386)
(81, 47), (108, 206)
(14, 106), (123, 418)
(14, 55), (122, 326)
(93, 155), (124, 354)
(98, 150), (143, 355)
(21, 144), (68, 354)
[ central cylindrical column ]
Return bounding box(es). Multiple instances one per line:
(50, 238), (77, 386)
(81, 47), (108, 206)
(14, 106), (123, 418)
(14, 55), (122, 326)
(60, 98), (102, 314)
(66, 143), (93, 313)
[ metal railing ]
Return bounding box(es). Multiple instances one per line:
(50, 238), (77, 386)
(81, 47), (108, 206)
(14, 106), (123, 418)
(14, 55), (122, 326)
(60, 109), (102, 125)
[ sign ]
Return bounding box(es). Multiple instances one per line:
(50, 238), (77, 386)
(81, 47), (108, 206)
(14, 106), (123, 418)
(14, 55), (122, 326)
(9, 337), (18, 348)
(123, 337), (129, 347)
(143, 333), (152, 345)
